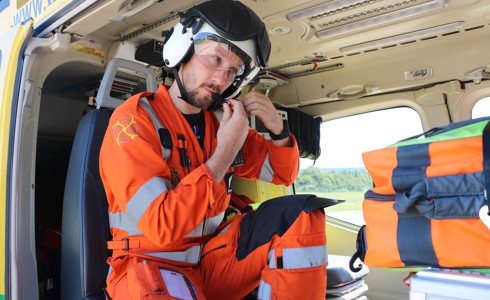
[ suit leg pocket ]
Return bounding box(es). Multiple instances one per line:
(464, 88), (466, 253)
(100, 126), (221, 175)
(127, 260), (200, 300)
(258, 264), (327, 300)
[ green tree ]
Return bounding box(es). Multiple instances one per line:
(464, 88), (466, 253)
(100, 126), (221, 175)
(296, 166), (372, 192)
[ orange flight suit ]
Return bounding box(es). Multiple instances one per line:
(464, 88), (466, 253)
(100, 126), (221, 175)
(99, 85), (328, 299)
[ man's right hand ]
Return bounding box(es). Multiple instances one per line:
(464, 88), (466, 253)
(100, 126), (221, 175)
(206, 100), (249, 182)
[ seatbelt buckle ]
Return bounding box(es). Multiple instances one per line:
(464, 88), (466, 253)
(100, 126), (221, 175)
(122, 238), (130, 251)
(107, 237), (140, 250)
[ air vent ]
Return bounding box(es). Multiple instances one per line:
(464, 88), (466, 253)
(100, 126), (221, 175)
(110, 77), (142, 98)
(288, 0), (384, 21)
(85, 76), (142, 107)
(340, 21), (464, 53)
(287, 0), (448, 40)
(269, 21), (488, 79)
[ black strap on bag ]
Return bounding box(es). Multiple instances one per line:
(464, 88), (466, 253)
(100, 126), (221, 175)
(482, 121), (490, 214)
(349, 225), (367, 272)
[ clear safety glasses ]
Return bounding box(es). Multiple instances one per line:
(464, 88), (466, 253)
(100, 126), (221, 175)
(193, 32), (252, 83)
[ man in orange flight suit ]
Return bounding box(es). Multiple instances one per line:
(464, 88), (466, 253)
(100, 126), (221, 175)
(100, 0), (330, 299)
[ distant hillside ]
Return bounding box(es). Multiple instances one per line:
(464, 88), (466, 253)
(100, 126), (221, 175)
(296, 166), (372, 192)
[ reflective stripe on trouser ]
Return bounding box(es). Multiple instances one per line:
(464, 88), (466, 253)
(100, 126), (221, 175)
(202, 209), (328, 300)
(257, 245), (328, 300)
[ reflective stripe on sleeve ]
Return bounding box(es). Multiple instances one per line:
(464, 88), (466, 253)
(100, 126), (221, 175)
(109, 211), (141, 235)
(185, 212), (224, 238)
(107, 266), (113, 280)
(216, 222), (232, 236)
(109, 176), (171, 234)
(126, 176), (172, 225)
(109, 175), (220, 252)
(259, 153), (274, 183)
(204, 212), (225, 236)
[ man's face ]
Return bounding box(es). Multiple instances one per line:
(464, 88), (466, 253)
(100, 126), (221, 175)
(181, 38), (245, 109)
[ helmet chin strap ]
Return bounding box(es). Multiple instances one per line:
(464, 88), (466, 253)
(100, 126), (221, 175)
(172, 68), (227, 111)
(171, 69), (195, 107)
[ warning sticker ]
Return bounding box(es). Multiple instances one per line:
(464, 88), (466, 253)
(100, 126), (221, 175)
(72, 43), (105, 58)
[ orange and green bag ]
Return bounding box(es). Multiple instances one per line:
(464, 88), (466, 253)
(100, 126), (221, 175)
(350, 117), (490, 270)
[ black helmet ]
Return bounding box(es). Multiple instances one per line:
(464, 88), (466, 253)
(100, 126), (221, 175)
(163, 0), (271, 99)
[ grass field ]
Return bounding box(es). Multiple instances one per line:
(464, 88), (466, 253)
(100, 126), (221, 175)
(297, 191), (365, 212)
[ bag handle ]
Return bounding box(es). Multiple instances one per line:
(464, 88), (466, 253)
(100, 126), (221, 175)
(399, 116), (490, 142)
(349, 225), (367, 272)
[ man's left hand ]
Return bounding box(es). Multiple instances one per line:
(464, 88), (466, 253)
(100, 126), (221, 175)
(241, 91), (283, 134)
(241, 91), (291, 146)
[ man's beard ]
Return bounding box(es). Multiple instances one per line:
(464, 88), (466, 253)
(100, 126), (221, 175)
(186, 83), (221, 109)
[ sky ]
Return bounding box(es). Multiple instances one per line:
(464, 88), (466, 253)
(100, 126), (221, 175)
(300, 107), (424, 169)
(472, 98), (490, 119)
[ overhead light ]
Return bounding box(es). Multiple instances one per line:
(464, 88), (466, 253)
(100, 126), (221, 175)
(111, 0), (160, 22)
(464, 66), (490, 84)
(316, 0), (449, 39)
(340, 21), (464, 53)
(288, 0), (368, 21)
(327, 85), (379, 100)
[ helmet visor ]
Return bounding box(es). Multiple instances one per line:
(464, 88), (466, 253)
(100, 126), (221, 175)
(193, 32), (255, 83)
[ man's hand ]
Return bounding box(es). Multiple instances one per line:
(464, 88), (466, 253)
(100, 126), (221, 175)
(206, 100), (249, 182)
(241, 91), (292, 146)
